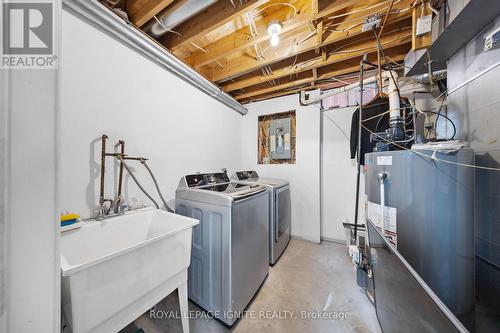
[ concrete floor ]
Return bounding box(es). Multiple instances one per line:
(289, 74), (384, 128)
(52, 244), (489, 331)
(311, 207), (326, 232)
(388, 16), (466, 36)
(121, 239), (381, 333)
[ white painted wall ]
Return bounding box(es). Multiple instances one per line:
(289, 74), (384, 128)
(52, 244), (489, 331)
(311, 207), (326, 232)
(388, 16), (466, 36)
(321, 107), (365, 242)
(241, 95), (321, 243)
(0, 59), (60, 333)
(60, 11), (243, 218)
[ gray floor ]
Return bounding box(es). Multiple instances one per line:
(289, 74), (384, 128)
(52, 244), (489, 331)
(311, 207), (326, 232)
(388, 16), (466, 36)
(121, 239), (381, 333)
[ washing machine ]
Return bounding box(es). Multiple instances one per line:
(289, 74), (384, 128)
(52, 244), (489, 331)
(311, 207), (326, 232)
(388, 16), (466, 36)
(231, 171), (291, 265)
(175, 172), (269, 326)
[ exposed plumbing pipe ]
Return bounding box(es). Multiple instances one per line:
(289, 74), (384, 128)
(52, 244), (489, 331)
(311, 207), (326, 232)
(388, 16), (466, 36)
(388, 70), (400, 118)
(300, 71), (392, 105)
(143, 0), (217, 39)
(63, 0), (247, 115)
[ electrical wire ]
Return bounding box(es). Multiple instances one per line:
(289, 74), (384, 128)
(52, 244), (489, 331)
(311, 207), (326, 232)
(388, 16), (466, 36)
(385, 55), (411, 69)
(434, 93), (447, 133)
(362, 105), (413, 122)
(153, 16), (183, 37)
(325, 2), (414, 32)
(331, 32), (412, 54)
(328, 26), (411, 56)
(375, 112), (388, 132)
(378, 0), (396, 39)
(190, 42), (207, 53)
(327, 0), (401, 20)
(255, 3), (298, 25)
(419, 109), (456, 140)
(292, 57), (321, 70)
(358, 90), (448, 127)
(371, 27), (401, 100)
(361, 123), (500, 172)
(246, 12), (258, 38)
(428, 1), (439, 15)
(317, 95), (500, 175)
(329, 22), (363, 33)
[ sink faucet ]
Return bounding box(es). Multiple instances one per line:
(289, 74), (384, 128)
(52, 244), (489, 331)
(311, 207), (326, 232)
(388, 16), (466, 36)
(96, 134), (150, 220)
(106, 195), (127, 215)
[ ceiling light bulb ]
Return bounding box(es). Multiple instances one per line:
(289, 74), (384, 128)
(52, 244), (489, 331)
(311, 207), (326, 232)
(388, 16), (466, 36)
(270, 34), (280, 47)
(267, 20), (282, 36)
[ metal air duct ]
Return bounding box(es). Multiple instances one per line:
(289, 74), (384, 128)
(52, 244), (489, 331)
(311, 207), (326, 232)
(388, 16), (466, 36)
(142, 0), (217, 39)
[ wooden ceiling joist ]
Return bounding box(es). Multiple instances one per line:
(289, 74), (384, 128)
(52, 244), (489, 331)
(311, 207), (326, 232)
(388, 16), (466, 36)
(128, 0), (174, 27)
(240, 85), (317, 104)
(238, 56), (408, 104)
(235, 44), (410, 101)
(236, 77), (313, 100)
(184, 0), (312, 69)
(314, 0), (363, 21)
(222, 24), (412, 92)
(123, 0), (419, 104)
(316, 51), (407, 80)
(161, 0), (269, 53)
(203, 6), (412, 82)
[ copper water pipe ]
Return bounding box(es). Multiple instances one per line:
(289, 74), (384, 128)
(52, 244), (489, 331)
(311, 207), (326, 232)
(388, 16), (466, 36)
(100, 134), (108, 205)
(121, 156), (148, 161)
(100, 134), (147, 207)
(117, 140), (125, 198)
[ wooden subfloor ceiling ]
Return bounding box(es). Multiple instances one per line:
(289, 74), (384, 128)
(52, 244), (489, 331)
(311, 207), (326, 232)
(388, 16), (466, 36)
(104, 0), (437, 103)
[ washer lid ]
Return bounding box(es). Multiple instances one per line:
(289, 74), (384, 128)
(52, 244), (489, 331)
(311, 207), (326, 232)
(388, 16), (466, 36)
(197, 182), (267, 200)
(232, 171), (289, 188)
(252, 177), (289, 188)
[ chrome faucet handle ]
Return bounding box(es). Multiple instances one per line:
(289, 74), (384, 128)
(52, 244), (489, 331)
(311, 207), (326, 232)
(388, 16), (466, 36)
(94, 202), (108, 220)
(117, 196), (128, 213)
(104, 196), (128, 215)
(105, 197), (120, 215)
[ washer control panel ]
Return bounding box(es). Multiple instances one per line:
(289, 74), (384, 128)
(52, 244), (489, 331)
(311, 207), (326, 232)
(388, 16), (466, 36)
(185, 173), (229, 187)
(235, 171), (259, 180)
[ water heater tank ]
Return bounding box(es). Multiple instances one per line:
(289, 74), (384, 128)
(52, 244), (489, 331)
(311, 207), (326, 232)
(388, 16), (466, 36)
(365, 149), (475, 320)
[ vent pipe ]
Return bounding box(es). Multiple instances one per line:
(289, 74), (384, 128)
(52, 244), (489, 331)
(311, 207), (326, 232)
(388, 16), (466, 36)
(143, 0), (217, 39)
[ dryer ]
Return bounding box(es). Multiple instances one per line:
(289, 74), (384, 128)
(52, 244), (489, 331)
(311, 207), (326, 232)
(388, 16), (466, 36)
(175, 172), (269, 326)
(232, 171), (291, 265)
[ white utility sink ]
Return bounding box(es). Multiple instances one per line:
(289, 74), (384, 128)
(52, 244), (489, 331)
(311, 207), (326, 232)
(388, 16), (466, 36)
(61, 207), (198, 333)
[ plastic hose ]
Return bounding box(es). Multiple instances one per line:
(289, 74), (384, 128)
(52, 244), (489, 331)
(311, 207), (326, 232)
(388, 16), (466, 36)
(119, 157), (160, 209)
(141, 160), (173, 212)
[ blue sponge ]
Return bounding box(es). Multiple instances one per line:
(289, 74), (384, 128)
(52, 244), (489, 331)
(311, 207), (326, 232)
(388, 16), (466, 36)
(61, 219), (77, 227)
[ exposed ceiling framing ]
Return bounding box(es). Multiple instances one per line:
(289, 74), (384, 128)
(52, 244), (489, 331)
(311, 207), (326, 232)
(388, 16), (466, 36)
(110, 0), (425, 103)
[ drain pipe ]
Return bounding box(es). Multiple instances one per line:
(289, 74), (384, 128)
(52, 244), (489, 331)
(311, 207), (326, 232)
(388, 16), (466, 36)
(300, 73), (385, 106)
(388, 71), (400, 119)
(62, 0), (247, 115)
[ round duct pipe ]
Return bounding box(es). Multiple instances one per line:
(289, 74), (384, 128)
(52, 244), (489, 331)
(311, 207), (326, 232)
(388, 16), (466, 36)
(142, 0), (217, 39)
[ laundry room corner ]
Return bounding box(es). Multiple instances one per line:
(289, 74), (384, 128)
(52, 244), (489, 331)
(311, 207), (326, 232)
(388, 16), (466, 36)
(241, 94), (321, 244)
